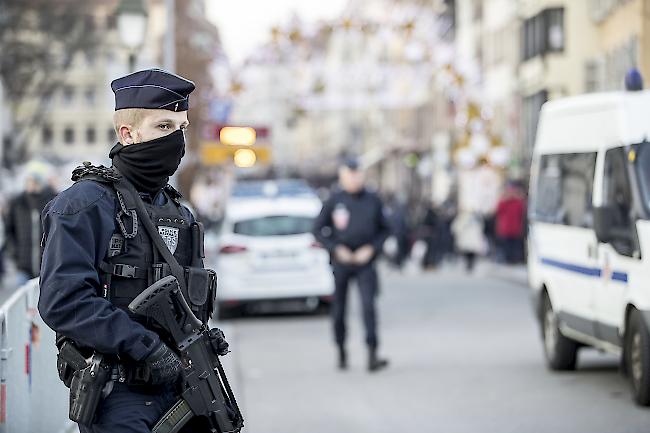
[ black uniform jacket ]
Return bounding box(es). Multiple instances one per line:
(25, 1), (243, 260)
(38, 179), (193, 362)
(312, 188), (390, 265)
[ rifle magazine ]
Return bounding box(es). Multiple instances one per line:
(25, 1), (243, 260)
(152, 399), (193, 433)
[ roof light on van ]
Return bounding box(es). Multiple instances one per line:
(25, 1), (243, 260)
(625, 68), (643, 91)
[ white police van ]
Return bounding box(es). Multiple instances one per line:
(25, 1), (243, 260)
(528, 89), (650, 405)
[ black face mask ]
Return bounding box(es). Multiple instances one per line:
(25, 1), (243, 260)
(109, 129), (185, 196)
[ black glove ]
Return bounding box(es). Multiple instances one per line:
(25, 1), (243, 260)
(208, 327), (230, 356)
(144, 343), (182, 385)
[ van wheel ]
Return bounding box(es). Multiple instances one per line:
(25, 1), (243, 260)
(625, 310), (650, 406)
(542, 295), (578, 370)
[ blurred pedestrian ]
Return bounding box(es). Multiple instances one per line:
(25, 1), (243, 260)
(313, 157), (391, 372)
(483, 212), (497, 260)
(495, 182), (526, 264)
(384, 193), (410, 269)
(190, 172), (225, 229)
(419, 202), (440, 269)
(4, 162), (56, 284)
(438, 199), (457, 264)
(451, 210), (486, 272)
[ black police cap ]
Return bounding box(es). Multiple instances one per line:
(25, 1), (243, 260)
(111, 68), (195, 112)
(340, 156), (361, 171)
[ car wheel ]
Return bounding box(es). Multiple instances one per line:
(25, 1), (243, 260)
(625, 310), (650, 406)
(542, 295), (578, 371)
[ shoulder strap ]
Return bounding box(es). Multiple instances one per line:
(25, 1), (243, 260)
(113, 175), (188, 296)
(70, 162), (139, 239)
(163, 184), (183, 206)
(71, 162), (121, 184)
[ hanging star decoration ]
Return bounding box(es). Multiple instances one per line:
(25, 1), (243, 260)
(229, 80), (244, 95)
(289, 29), (303, 44)
(341, 18), (354, 31)
(271, 26), (283, 44)
(312, 78), (326, 94)
(401, 20), (415, 37)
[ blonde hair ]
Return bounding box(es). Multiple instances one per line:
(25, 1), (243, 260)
(113, 108), (149, 143)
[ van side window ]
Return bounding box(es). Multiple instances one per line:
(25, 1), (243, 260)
(532, 152), (596, 227)
(603, 148), (632, 230)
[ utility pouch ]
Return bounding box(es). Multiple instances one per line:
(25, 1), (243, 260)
(186, 267), (209, 305)
(207, 268), (217, 319)
(186, 267), (217, 321)
(69, 353), (112, 426)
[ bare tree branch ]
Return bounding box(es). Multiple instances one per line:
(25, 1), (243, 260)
(0, 0), (104, 165)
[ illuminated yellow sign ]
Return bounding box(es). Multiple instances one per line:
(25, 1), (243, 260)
(219, 127), (256, 146)
(200, 141), (271, 166)
(234, 149), (257, 168)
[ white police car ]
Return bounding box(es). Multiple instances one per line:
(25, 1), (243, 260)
(214, 181), (334, 316)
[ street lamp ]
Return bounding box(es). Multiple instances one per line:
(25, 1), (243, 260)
(116, 0), (148, 72)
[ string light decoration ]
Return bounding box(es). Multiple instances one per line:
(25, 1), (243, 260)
(230, 0), (511, 172)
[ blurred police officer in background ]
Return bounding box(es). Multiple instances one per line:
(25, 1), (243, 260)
(313, 158), (391, 372)
(38, 69), (227, 432)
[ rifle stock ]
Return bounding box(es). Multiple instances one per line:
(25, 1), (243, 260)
(129, 276), (244, 433)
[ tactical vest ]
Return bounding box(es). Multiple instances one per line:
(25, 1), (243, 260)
(72, 163), (216, 324)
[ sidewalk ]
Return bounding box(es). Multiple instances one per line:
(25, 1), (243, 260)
(482, 262), (528, 287)
(0, 261), (25, 305)
(381, 258), (529, 287)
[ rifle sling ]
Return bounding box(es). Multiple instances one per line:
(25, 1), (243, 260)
(113, 177), (189, 297)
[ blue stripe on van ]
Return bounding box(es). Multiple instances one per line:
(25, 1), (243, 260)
(540, 258), (628, 283)
(611, 271), (629, 283)
(540, 258), (601, 276)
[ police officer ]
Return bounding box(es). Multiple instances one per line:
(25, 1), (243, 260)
(313, 157), (390, 372)
(38, 69), (227, 432)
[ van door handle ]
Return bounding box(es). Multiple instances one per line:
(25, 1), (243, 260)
(588, 244), (598, 259)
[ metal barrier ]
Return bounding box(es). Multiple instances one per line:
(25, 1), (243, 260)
(0, 279), (73, 433)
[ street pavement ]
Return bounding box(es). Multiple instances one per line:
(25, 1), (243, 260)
(217, 261), (650, 433)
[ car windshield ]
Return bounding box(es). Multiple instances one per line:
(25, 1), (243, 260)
(233, 215), (314, 237)
(635, 142), (650, 213)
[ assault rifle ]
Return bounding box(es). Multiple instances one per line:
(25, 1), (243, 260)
(129, 275), (244, 433)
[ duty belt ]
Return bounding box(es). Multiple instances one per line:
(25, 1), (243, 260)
(111, 364), (127, 383)
(110, 362), (152, 386)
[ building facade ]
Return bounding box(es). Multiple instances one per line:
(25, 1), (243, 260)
(586, 0), (650, 92)
(18, 0), (221, 172)
(518, 0), (600, 159)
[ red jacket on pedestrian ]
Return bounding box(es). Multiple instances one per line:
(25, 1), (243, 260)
(495, 196), (526, 239)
